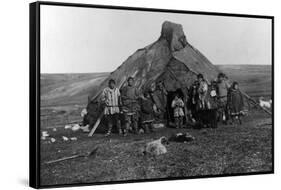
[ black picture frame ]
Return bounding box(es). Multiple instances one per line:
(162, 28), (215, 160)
(30, 1), (274, 188)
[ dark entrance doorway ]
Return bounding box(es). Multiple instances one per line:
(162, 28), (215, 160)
(166, 88), (185, 123)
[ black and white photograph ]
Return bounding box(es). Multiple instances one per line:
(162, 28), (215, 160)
(30, 1), (273, 188)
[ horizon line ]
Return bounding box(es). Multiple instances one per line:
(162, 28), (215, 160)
(41, 64), (271, 74)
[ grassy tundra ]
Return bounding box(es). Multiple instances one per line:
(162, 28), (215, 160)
(40, 65), (272, 186)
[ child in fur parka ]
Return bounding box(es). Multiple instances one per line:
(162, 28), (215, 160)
(171, 93), (185, 128)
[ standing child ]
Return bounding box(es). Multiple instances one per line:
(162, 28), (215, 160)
(171, 94), (185, 128)
(197, 74), (208, 110)
(227, 82), (244, 125)
(140, 91), (155, 133)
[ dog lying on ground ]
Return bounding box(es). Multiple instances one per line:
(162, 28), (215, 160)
(259, 97), (272, 109)
(142, 136), (169, 156)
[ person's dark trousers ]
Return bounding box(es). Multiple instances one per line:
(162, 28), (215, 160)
(105, 114), (121, 135)
(175, 116), (183, 128)
(143, 123), (154, 133)
(124, 113), (139, 134)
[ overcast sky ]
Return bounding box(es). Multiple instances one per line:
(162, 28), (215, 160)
(40, 5), (272, 73)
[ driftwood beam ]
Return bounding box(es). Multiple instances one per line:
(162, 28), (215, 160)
(241, 92), (272, 116)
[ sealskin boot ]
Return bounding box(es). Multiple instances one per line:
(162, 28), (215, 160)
(117, 121), (122, 135)
(105, 123), (112, 137)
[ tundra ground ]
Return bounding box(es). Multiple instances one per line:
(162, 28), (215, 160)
(40, 65), (273, 186)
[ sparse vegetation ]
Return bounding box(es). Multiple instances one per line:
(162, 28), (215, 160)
(40, 65), (272, 186)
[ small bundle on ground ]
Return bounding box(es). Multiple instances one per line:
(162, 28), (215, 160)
(169, 132), (195, 143)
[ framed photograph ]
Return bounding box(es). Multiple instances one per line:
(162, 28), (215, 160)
(30, 1), (274, 188)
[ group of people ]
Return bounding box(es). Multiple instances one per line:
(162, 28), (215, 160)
(188, 72), (245, 126)
(101, 77), (151, 136)
(100, 72), (244, 136)
(213, 73), (245, 125)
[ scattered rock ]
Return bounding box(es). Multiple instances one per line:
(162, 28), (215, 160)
(50, 138), (56, 143)
(52, 128), (57, 132)
(42, 131), (49, 137)
(65, 125), (72, 129)
(71, 124), (80, 131)
(41, 131), (49, 140)
(70, 137), (77, 141)
(62, 136), (69, 141)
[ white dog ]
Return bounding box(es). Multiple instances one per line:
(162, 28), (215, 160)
(259, 97), (272, 109)
(71, 124), (80, 131)
(142, 136), (169, 156)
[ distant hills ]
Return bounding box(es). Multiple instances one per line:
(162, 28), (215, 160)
(40, 65), (272, 107)
(218, 65), (272, 99)
(41, 73), (108, 106)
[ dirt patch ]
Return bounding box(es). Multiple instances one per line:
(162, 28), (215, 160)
(40, 110), (272, 186)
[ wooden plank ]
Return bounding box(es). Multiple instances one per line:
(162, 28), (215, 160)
(241, 91), (272, 115)
(45, 147), (99, 164)
(45, 155), (82, 164)
(88, 112), (104, 136)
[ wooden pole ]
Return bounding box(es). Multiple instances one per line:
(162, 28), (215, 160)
(241, 92), (272, 116)
(45, 147), (99, 164)
(88, 112), (104, 136)
(45, 155), (82, 164)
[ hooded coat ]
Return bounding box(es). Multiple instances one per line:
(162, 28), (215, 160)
(228, 88), (244, 114)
